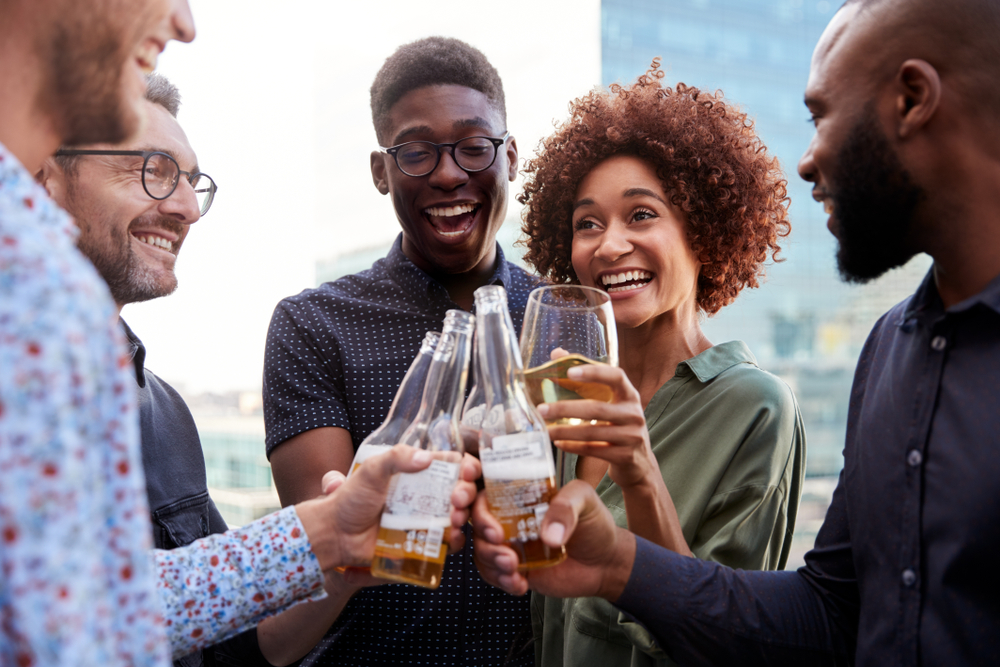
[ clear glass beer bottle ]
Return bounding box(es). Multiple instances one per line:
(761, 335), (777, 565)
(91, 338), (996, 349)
(370, 310), (473, 588)
(346, 330), (442, 479)
(473, 285), (566, 570)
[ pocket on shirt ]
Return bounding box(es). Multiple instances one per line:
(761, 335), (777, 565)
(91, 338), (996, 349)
(152, 491), (214, 549)
(569, 596), (634, 647)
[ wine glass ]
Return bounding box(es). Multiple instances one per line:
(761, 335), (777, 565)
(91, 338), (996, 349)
(520, 285), (619, 426)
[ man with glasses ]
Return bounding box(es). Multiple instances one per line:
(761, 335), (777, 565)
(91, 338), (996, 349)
(262, 37), (537, 666)
(36, 73), (235, 667)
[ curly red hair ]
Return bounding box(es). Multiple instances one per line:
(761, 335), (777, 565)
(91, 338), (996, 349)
(518, 60), (790, 315)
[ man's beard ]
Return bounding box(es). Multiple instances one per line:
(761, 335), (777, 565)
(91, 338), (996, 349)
(37, 1), (145, 146)
(76, 214), (182, 306)
(830, 104), (924, 283)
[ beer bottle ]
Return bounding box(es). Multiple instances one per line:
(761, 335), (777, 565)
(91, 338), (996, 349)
(370, 310), (473, 588)
(473, 285), (566, 570)
(346, 330), (442, 478)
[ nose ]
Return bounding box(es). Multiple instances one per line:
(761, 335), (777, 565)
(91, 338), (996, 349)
(594, 222), (633, 262)
(798, 135), (817, 184)
(159, 177), (201, 224)
(165, 0), (196, 44)
(426, 146), (470, 191)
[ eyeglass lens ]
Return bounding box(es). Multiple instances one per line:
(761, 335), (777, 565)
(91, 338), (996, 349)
(396, 137), (498, 176)
(141, 152), (216, 215)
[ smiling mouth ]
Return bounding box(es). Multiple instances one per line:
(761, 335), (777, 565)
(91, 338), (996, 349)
(601, 270), (653, 293)
(423, 203), (480, 237)
(134, 233), (174, 253)
(823, 200), (834, 215)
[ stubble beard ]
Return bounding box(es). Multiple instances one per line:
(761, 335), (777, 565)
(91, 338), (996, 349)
(76, 212), (181, 307)
(830, 104), (925, 284)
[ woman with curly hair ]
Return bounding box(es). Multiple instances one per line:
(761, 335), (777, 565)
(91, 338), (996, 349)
(513, 62), (806, 666)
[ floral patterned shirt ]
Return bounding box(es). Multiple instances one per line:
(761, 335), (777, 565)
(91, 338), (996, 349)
(0, 142), (324, 667)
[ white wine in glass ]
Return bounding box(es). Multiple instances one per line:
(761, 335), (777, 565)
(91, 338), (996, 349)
(520, 286), (618, 426)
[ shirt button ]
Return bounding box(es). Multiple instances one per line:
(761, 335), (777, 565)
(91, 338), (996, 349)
(907, 449), (923, 467)
(902, 568), (917, 587)
(931, 336), (947, 351)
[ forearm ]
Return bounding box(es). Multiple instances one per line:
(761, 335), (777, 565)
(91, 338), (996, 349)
(618, 475), (692, 557)
(616, 537), (852, 666)
(257, 573), (360, 666)
(155, 507), (326, 660)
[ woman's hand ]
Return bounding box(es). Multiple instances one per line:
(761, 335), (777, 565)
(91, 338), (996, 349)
(537, 363), (658, 490)
(536, 365), (692, 556)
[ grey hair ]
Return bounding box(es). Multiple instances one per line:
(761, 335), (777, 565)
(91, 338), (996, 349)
(145, 72), (181, 117)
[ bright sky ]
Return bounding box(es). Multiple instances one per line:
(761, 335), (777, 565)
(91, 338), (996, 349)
(130, 0), (601, 394)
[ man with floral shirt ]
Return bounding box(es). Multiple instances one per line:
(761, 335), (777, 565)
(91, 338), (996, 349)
(0, 2), (480, 666)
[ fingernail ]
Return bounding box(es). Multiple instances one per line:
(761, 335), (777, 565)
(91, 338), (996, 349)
(484, 527), (501, 543)
(536, 404), (549, 416)
(496, 554), (516, 571)
(412, 450), (431, 465)
(543, 522), (566, 545)
(567, 366), (583, 379)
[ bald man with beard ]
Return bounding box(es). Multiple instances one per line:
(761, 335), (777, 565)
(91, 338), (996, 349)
(471, 1), (1000, 665)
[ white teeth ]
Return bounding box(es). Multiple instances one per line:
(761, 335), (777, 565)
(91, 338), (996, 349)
(425, 203), (477, 217)
(601, 270), (651, 287)
(137, 235), (173, 252)
(824, 200), (834, 215)
(607, 282), (646, 293)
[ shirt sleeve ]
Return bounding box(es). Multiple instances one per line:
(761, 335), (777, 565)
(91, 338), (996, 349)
(154, 506), (326, 660)
(614, 474), (859, 666)
(262, 295), (351, 455)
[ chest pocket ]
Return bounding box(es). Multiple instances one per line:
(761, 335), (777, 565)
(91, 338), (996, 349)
(152, 491), (214, 549)
(570, 596), (634, 648)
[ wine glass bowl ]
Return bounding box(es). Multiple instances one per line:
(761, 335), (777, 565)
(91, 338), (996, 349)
(520, 285), (618, 426)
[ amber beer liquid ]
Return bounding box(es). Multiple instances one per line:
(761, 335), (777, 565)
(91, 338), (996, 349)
(480, 431), (566, 570)
(370, 456), (461, 588)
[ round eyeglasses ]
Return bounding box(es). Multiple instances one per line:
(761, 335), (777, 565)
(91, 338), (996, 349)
(380, 131), (511, 177)
(55, 149), (218, 216)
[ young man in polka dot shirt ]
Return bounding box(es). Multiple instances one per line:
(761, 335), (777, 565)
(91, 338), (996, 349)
(263, 37), (539, 667)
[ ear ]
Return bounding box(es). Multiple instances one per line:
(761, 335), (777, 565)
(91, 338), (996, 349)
(370, 151), (390, 195)
(894, 59), (941, 140)
(505, 136), (519, 182)
(36, 157), (68, 206)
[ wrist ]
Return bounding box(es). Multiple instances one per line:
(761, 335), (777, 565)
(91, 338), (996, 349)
(598, 527), (637, 603)
(295, 496), (341, 571)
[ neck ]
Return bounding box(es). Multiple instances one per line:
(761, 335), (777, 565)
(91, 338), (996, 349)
(0, 26), (60, 173)
(403, 239), (499, 312)
(618, 301), (712, 408)
(919, 157), (1000, 308)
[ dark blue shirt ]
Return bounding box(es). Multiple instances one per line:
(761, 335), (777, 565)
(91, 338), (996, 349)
(613, 267), (1000, 667)
(264, 236), (541, 666)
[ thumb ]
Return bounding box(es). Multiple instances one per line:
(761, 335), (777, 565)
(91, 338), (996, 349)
(540, 480), (595, 547)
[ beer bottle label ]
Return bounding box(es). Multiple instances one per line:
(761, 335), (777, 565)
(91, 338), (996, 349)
(346, 443), (392, 478)
(480, 431), (553, 481)
(376, 460), (458, 565)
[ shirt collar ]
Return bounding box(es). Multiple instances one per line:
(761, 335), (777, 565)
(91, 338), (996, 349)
(902, 264), (1000, 325)
(676, 340), (758, 383)
(119, 318), (147, 388)
(0, 141), (77, 241)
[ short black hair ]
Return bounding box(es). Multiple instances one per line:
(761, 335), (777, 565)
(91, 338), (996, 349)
(370, 37), (506, 144)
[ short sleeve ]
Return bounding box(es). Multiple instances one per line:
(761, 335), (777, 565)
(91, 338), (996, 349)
(263, 295), (351, 454)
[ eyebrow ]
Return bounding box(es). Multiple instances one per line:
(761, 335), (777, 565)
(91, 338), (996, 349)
(135, 146), (199, 174)
(391, 117), (498, 145)
(573, 188), (666, 212)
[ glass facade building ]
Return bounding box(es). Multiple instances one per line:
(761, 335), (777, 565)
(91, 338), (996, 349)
(602, 0), (931, 478)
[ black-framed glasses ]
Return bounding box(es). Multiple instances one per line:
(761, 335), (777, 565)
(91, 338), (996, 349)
(380, 131), (511, 177)
(55, 149), (217, 216)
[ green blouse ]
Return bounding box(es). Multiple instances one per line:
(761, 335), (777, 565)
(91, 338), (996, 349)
(531, 341), (807, 667)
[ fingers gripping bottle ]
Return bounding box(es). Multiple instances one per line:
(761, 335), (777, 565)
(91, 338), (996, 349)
(473, 285), (566, 570)
(370, 310), (474, 588)
(346, 331), (442, 478)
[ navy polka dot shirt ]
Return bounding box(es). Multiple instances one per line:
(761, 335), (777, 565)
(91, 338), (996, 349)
(264, 235), (541, 666)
